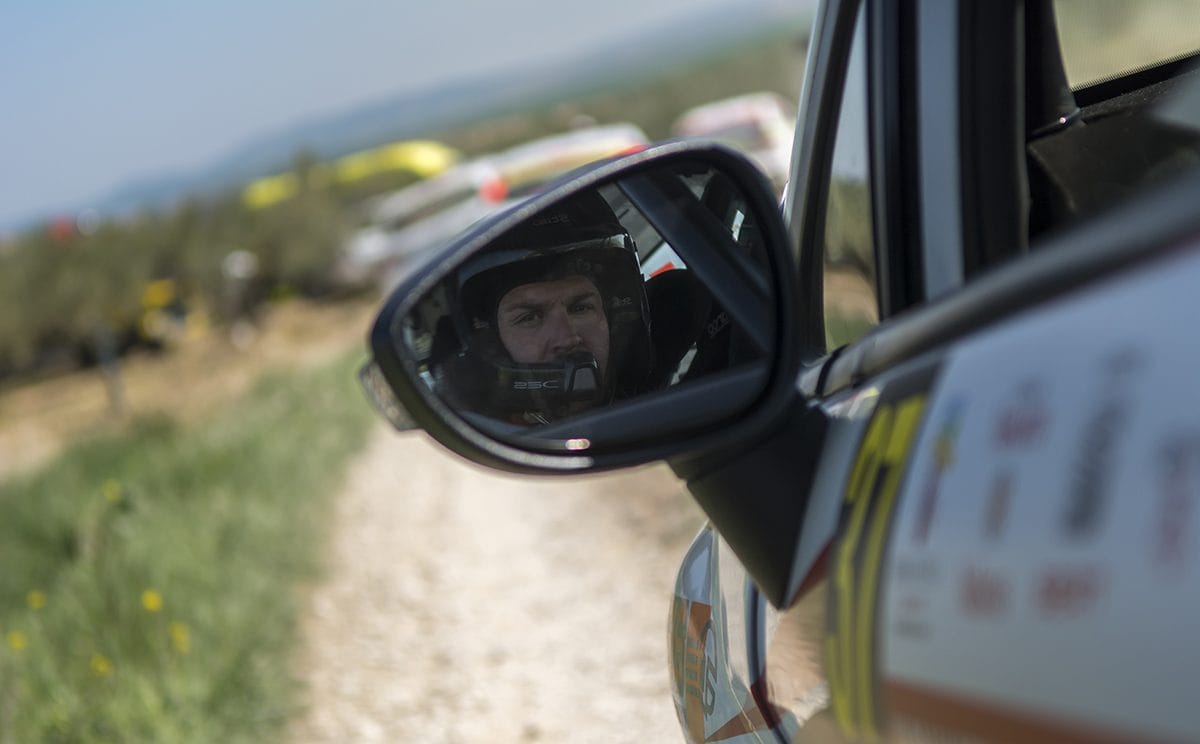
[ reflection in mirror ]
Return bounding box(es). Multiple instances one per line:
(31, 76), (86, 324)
(394, 160), (776, 433)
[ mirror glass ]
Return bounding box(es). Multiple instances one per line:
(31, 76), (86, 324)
(390, 158), (777, 440)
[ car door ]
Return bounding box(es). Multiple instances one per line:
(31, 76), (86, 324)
(755, 0), (1200, 742)
(665, 3), (882, 741)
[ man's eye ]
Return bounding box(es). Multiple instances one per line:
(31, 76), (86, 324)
(512, 312), (540, 327)
(569, 301), (597, 315)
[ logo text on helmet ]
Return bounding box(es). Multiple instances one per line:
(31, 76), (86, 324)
(513, 379), (562, 390)
(532, 212), (571, 226)
(565, 258), (598, 275)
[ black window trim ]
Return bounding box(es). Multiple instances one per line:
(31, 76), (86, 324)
(784, 0), (867, 358)
(867, 0), (924, 318)
(958, 0), (1028, 277)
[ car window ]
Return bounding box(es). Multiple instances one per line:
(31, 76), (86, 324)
(821, 8), (878, 350)
(1026, 5), (1200, 241)
(1055, 0), (1200, 88)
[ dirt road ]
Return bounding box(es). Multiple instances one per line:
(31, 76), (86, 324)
(0, 296), (704, 741)
(286, 424), (706, 743)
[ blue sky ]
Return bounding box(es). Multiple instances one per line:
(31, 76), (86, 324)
(0, 0), (796, 231)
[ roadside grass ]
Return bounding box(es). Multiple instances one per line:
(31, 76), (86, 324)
(0, 350), (375, 743)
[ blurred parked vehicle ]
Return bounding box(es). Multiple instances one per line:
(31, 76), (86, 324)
(491, 122), (650, 200)
(671, 91), (796, 195)
(241, 139), (460, 210)
(332, 159), (506, 291)
(333, 123), (649, 294)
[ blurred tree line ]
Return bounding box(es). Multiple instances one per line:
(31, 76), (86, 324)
(0, 161), (415, 382)
(0, 29), (806, 384)
(444, 29), (808, 156)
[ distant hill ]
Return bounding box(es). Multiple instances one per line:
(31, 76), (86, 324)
(73, 1), (812, 222)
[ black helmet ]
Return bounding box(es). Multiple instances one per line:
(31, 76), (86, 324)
(435, 190), (652, 423)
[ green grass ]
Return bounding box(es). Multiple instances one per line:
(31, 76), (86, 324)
(0, 350), (376, 743)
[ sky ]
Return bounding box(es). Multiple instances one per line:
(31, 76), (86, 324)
(0, 0), (796, 231)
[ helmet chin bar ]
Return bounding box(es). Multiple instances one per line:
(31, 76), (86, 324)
(492, 351), (603, 416)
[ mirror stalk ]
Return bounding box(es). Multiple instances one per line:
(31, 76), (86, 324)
(670, 395), (828, 608)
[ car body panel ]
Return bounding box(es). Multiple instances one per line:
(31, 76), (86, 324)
(671, 525), (787, 744)
(668, 2), (1200, 736)
(875, 244), (1200, 743)
(677, 237), (1200, 743)
(687, 0), (1200, 737)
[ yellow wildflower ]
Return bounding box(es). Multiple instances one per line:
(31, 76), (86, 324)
(169, 622), (191, 655)
(27, 590), (47, 610)
(141, 589), (163, 613)
(7, 630), (28, 652)
(90, 654), (112, 677)
(102, 479), (123, 504)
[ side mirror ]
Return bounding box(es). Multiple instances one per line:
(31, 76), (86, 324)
(361, 142), (801, 473)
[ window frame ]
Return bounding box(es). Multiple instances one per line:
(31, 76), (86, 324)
(815, 0), (1200, 396)
(867, 0), (925, 315)
(784, 0), (870, 359)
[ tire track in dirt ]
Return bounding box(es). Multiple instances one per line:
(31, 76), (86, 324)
(287, 424), (705, 743)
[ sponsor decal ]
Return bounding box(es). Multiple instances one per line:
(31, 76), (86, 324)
(959, 565), (1012, 618)
(700, 619), (719, 717)
(827, 390), (929, 742)
(890, 557), (940, 640)
(994, 379), (1049, 449)
(672, 597), (773, 743)
(983, 470), (1014, 541)
(1065, 401), (1122, 539)
(1064, 350), (1139, 541)
(1156, 434), (1200, 571)
(671, 599), (713, 741)
(1035, 564), (1107, 617)
(671, 531), (780, 743)
(981, 379), (1045, 544)
(704, 697), (780, 742)
(879, 253), (1200, 743)
(911, 398), (965, 545)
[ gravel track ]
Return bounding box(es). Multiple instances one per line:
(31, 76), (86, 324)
(286, 424), (705, 743)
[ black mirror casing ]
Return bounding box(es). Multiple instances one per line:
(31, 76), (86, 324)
(365, 140), (802, 474)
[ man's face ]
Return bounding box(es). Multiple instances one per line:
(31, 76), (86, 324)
(496, 275), (610, 377)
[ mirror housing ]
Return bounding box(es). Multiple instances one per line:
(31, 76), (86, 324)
(362, 141), (802, 474)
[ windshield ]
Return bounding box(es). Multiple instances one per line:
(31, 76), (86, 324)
(1055, 0), (1200, 88)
